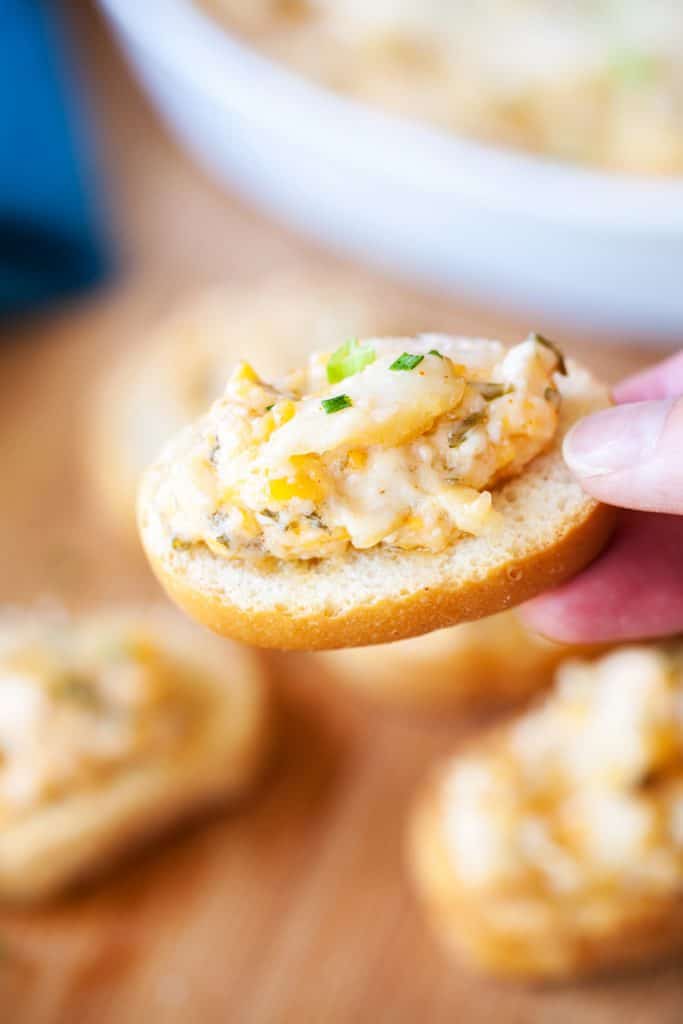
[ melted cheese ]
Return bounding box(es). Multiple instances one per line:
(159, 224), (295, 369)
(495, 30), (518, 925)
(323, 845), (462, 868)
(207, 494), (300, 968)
(158, 333), (562, 563)
(0, 627), (195, 824)
(442, 646), (683, 897)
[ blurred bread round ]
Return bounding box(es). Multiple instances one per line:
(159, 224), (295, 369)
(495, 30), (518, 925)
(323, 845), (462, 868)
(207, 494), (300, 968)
(0, 605), (272, 902)
(314, 611), (589, 712)
(409, 643), (683, 979)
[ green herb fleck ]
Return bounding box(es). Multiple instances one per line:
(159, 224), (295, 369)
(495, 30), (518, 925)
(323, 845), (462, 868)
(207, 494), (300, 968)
(52, 674), (100, 709)
(390, 352), (424, 372)
(533, 333), (567, 376)
(265, 404), (275, 412)
(322, 394), (353, 414)
(545, 386), (561, 408)
(608, 49), (658, 89)
(448, 411), (487, 448)
(428, 348), (443, 359)
(208, 439), (221, 467)
(326, 338), (376, 384)
(472, 381), (511, 401)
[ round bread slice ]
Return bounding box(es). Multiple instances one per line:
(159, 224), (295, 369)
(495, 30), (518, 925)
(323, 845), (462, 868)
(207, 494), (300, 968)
(0, 607), (271, 902)
(138, 356), (615, 651)
(314, 612), (604, 712)
(408, 644), (683, 980)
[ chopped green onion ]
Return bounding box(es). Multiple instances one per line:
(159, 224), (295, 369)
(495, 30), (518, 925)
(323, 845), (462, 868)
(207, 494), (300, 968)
(472, 381), (510, 401)
(322, 394), (353, 414)
(428, 348), (443, 359)
(326, 338), (376, 383)
(533, 333), (567, 376)
(545, 386), (561, 408)
(390, 352), (424, 371)
(448, 411), (487, 448)
(265, 404), (274, 412)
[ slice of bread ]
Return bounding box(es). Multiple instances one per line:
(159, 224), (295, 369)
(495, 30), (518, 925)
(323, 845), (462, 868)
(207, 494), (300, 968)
(0, 607), (271, 902)
(409, 645), (683, 980)
(313, 612), (602, 712)
(138, 353), (614, 652)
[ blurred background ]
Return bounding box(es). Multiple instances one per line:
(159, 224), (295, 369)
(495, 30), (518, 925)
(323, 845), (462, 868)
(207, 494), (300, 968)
(0, 1), (681, 1021)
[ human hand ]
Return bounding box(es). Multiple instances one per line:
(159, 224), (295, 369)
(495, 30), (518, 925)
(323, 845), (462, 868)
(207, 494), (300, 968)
(522, 351), (683, 644)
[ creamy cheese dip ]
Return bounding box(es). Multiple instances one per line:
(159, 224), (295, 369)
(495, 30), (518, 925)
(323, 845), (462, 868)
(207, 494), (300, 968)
(157, 333), (563, 564)
(0, 620), (197, 824)
(205, 0), (683, 174)
(441, 646), (683, 897)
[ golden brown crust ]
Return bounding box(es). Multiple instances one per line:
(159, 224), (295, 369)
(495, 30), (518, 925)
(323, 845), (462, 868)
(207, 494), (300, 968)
(409, 775), (683, 981)
(144, 500), (615, 652)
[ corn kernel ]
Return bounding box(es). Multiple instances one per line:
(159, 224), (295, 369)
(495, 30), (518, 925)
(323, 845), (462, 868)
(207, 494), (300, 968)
(269, 468), (325, 503)
(347, 449), (367, 470)
(232, 361), (259, 384)
(227, 361), (262, 399)
(272, 400), (296, 427)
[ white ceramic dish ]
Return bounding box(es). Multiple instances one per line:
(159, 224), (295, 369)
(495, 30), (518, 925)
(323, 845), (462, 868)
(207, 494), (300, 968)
(98, 0), (683, 341)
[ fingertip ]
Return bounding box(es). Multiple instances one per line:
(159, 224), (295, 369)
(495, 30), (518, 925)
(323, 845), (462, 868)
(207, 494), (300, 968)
(613, 350), (683, 404)
(520, 595), (596, 646)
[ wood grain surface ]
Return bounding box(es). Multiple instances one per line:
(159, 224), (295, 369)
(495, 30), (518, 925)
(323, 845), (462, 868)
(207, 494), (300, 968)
(0, 4), (679, 1021)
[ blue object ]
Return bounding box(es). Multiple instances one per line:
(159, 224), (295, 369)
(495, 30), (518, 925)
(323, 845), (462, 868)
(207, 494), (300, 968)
(0, 0), (110, 317)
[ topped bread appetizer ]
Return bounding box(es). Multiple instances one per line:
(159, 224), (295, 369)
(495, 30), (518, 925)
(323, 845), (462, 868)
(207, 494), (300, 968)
(138, 331), (614, 650)
(410, 643), (683, 979)
(0, 606), (270, 901)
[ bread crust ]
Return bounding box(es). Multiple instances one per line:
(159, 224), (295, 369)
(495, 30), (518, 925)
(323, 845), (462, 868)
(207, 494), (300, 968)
(145, 500), (614, 651)
(409, 772), (683, 981)
(0, 610), (272, 902)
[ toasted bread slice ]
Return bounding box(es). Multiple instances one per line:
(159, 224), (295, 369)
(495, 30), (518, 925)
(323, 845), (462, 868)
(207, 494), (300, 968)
(0, 607), (271, 902)
(314, 612), (603, 712)
(139, 338), (613, 652)
(409, 645), (683, 980)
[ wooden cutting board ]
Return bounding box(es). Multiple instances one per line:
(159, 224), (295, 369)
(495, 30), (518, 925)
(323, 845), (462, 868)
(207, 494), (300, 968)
(0, 5), (679, 1021)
